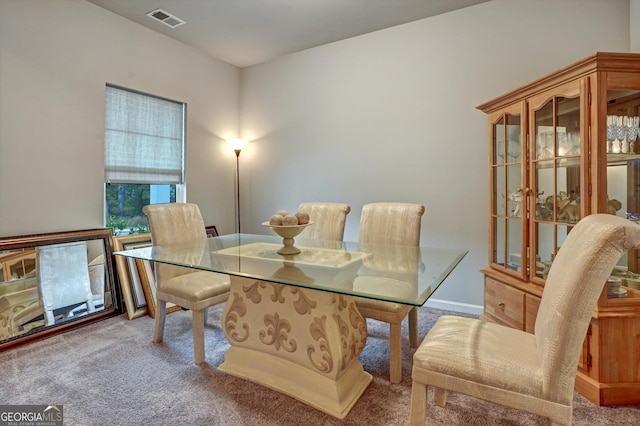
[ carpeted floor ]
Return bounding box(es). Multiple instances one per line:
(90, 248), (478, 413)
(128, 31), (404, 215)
(1, 304), (639, 425)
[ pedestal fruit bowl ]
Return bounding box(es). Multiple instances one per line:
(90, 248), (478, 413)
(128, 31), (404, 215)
(262, 221), (314, 255)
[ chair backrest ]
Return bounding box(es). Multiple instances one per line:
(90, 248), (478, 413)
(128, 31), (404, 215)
(358, 202), (425, 246)
(143, 203), (208, 284)
(37, 241), (94, 325)
(534, 214), (640, 404)
(297, 202), (351, 241)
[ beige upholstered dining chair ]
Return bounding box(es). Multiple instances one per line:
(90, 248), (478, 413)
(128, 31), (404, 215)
(354, 202), (425, 383)
(296, 202), (351, 242)
(409, 214), (640, 425)
(143, 203), (230, 365)
(13, 241), (95, 329)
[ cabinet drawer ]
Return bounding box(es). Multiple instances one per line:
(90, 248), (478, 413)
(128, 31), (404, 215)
(484, 277), (525, 329)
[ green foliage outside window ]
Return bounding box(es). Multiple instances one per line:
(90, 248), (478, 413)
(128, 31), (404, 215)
(105, 183), (175, 235)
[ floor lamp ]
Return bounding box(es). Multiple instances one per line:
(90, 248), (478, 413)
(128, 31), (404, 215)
(228, 138), (248, 234)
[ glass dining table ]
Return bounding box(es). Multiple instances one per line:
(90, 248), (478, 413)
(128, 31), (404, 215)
(115, 233), (467, 419)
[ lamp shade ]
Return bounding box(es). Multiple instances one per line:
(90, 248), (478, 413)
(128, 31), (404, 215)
(228, 138), (248, 152)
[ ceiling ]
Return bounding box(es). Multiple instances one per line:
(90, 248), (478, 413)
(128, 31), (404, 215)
(85, 0), (489, 68)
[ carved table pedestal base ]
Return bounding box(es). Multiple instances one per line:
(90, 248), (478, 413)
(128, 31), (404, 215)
(219, 276), (372, 419)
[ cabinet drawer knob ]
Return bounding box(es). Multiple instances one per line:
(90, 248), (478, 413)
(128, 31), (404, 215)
(498, 301), (505, 308)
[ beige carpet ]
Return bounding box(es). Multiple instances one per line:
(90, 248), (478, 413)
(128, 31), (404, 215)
(0, 304), (638, 425)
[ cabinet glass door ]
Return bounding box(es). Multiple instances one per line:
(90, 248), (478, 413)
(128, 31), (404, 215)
(606, 84), (640, 301)
(491, 108), (524, 276)
(0, 249), (36, 281)
(530, 82), (582, 281)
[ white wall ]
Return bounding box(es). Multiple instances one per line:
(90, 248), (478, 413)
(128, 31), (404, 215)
(0, 0), (240, 236)
(240, 0), (631, 312)
(632, 0), (640, 51)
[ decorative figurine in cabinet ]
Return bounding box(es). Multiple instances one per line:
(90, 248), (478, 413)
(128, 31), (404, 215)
(477, 52), (640, 406)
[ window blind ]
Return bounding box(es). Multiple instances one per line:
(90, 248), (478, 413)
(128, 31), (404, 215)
(104, 85), (185, 184)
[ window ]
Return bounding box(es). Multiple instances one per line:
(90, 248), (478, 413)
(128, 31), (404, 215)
(104, 84), (186, 234)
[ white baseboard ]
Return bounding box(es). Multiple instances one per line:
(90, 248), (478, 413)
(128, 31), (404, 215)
(423, 298), (483, 316)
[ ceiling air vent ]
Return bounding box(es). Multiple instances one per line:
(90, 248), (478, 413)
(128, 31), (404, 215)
(146, 8), (185, 29)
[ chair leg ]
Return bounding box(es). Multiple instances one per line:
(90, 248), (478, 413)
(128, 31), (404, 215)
(409, 381), (427, 426)
(409, 307), (419, 348)
(153, 299), (167, 343)
(389, 322), (402, 383)
(433, 386), (447, 407)
(44, 310), (55, 326)
(192, 309), (205, 365)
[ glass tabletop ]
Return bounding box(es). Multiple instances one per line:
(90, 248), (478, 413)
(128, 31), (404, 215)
(114, 233), (467, 306)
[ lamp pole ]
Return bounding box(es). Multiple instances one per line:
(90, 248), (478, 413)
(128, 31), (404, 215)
(234, 148), (241, 234)
(228, 138), (248, 235)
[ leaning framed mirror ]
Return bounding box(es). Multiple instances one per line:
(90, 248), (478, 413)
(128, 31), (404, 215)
(0, 228), (120, 350)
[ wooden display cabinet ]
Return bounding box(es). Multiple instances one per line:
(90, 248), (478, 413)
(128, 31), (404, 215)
(0, 249), (36, 281)
(477, 52), (640, 406)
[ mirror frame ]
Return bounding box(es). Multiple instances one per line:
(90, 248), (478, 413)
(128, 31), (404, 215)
(0, 228), (120, 351)
(112, 233), (151, 320)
